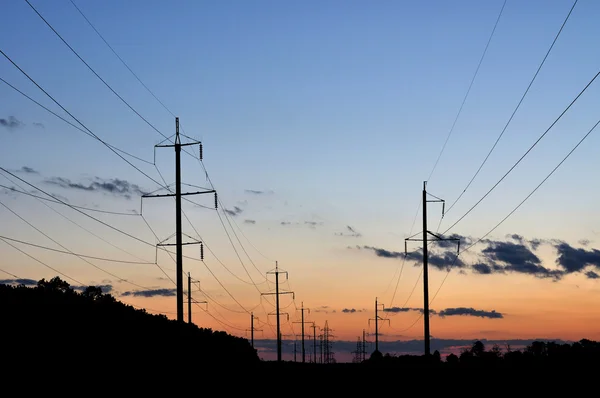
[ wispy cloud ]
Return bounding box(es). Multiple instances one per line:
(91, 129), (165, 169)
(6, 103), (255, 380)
(121, 288), (176, 297)
(33, 122), (45, 129)
(44, 176), (146, 199)
(336, 225), (362, 237)
(341, 308), (364, 313)
(72, 284), (113, 294)
(224, 206), (243, 216)
(0, 278), (37, 286)
(16, 166), (39, 174)
(383, 306), (503, 319)
(0, 116), (23, 129)
(244, 219), (256, 224)
(438, 307), (503, 319)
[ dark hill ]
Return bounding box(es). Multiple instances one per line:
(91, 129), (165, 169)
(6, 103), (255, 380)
(0, 277), (259, 375)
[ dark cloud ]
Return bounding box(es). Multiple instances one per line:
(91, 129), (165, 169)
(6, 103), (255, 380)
(438, 307), (503, 319)
(361, 245), (404, 259)
(435, 233), (471, 249)
(280, 221), (291, 225)
(554, 241), (600, 274)
(244, 219), (256, 224)
(44, 176), (146, 199)
(360, 245), (462, 270)
(472, 262), (505, 275)
(481, 240), (562, 279)
(383, 307), (422, 314)
(33, 122), (45, 129)
(0, 116), (23, 129)
(341, 308), (364, 313)
(245, 189), (264, 195)
(0, 278), (37, 286)
(382, 306), (502, 319)
(224, 206), (243, 216)
(72, 284), (113, 294)
(586, 271), (599, 279)
(121, 288), (176, 297)
(18, 166), (39, 174)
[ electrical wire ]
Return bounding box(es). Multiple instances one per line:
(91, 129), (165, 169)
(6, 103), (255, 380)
(427, 0), (507, 182)
(442, 0), (579, 217)
(0, 236), (83, 285)
(440, 67), (600, 236)
(68, 0), (177, 118)
(24, 0), (171, 142)
(0, 234), (154, 265)
(0, 182), (138, 216)
(0, 76), (153, 166)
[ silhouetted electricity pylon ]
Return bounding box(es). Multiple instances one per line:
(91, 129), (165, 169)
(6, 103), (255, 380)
(261, 261), (294, 362)
(322, 321), (335, 364)
(186, 273), (207, 325)
(368, 297), (389, 354)
(247, 312), (263, 348)
(293, 302), (310, 363)
(405, 181), (460, 356)
(310, 323), (320, 363)
(142, 117), (216, 322)
(362, 329), (368, 362)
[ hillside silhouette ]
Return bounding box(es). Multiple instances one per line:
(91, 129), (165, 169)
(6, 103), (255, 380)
(0, 277), (258, 376)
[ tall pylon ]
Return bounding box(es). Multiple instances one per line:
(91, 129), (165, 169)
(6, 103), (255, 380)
(405, 181), (460, 356)
(187, 273), (207, 325)
(368, 297), (389, 354)
(362, 329), (368, 362)
(293, 302), (310, 363)
(247, 312), (263, 348)
(310, 323), (320, 363)
(142, 117), (216, 322)
(261, 261), (294, 362)
(322, 320), (335, 364)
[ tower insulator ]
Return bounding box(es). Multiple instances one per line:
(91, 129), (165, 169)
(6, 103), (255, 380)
(214, 192), (218, 209)
(199, 143), (203, 160)
(200, 242), (204, 260)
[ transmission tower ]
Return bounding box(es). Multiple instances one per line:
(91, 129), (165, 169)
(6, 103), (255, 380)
(352, 336), (363, 363)
(368, 297), (389, 354)
(142, 117), (216, 322)
(187, 273), (207, 325)
(362, 329), (368, 362)
(322, 321), (335, 364)
(247, 312), (263, 348)
(405, 181), (460, 356)
(293, 302), (310, 363)
(310, 323), (320, 363)
(261, 261), (294, 362)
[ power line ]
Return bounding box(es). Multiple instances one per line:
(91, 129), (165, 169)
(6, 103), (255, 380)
(0, 49), (169, 192)
(427, 0), (507, 182)
(0, 182), (138, 216)
(0, 76), (153, 166)
(440, 67), (600, 236)
(0, 234), (154, 265)
(443, 0), (579, 217)
(68, 0), (176, 118)
(24, 0), (171, 142)
(0, 236), (83, 285)
(0, 172), (154, 264)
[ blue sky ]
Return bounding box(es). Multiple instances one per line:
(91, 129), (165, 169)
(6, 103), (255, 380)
(2, 0), (600, 361)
